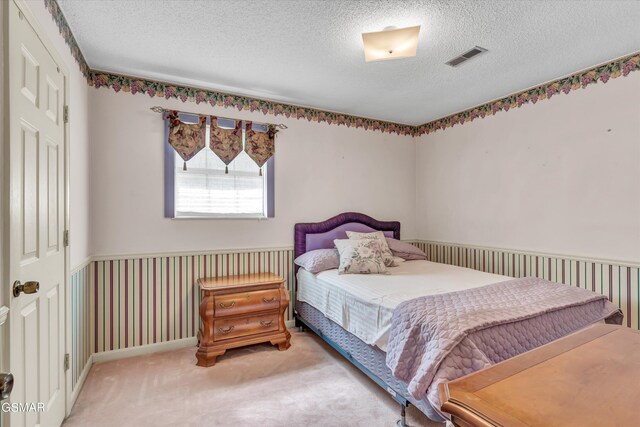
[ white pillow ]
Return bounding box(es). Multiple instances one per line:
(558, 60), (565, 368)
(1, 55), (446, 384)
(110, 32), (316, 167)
(333, 239), (388, 275)
(345, 231), (397, 267)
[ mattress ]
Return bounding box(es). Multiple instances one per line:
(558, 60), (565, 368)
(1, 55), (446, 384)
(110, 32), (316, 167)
(297, 260), (510, 351)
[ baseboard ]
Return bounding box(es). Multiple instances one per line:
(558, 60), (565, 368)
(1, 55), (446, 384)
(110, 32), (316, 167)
(92, 337), (198, 364)
(92, 322), (295, 364)
(69, 355), (93, 412)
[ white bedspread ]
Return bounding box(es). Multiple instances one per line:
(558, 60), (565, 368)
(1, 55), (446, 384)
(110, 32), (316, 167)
(297, 260), (509, 351)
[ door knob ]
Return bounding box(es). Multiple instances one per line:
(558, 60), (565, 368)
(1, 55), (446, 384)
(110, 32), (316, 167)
(0, 373), (13, 400)
(13, 280), (39, 297)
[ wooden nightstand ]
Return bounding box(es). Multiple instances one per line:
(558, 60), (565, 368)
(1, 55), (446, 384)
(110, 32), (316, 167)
(196, 272), (291, 367)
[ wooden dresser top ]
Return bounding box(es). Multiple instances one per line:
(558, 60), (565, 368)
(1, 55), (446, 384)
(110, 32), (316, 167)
(198, 272), (284, 290)
(439, 324), (640, 427)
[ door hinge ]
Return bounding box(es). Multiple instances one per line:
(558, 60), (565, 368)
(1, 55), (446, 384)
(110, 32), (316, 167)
(64, 354), (69, 372)
(63, 105), (69, 123)
(63, 230), (70, 247)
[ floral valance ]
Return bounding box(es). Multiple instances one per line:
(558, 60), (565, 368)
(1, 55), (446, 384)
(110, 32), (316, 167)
(162, 108), (283, 173)
(166, 111), (206, 170)
(245, 122), (278, 176)
(210, 118), (243, 174)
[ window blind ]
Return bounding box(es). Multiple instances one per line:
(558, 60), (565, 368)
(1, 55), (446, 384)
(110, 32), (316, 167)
(174, 140), (266, 217)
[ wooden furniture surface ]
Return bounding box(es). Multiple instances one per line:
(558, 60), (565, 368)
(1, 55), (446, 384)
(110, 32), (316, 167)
(196, 273), (291, 367)
(439, 324), (640, 427)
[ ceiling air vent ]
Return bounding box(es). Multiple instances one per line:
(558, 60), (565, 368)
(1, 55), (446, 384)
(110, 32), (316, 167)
(445, 46), (488, 67)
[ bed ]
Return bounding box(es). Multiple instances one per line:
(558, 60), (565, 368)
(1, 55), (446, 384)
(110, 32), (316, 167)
(293, 212), (623, 424)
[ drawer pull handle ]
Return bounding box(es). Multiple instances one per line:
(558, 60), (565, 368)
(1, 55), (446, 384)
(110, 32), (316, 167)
(219, 301), (236, 309)
(260, 320), (275, 327)
(262, 297), (278, 303)
(218, 326), (235, 335)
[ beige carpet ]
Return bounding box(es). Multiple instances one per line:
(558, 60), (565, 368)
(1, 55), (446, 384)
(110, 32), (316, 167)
(64, 331), (442, 427)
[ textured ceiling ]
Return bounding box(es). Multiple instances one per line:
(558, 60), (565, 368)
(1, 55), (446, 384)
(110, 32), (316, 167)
(58, 0), (640, 125)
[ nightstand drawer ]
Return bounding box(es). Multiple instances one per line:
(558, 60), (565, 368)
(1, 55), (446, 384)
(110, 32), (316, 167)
(214, 289), (281, 317)
(213, 312), (279, 341)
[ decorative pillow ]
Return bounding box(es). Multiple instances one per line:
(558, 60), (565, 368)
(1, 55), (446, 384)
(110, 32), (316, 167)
(333, 239), (388, 275)
(385, 238), (427, 260)
(294, 249), (340, 274)
(345, 231), (397, 267)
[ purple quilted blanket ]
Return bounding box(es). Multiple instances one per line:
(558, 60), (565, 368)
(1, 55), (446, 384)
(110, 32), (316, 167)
(385, 277), (623, 408)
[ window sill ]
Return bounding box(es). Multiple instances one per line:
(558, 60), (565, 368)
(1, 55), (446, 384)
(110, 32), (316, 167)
(172, 215), (269, 220)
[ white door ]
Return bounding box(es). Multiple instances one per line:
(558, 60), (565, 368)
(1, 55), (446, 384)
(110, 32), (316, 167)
(7, 1), (66, 426)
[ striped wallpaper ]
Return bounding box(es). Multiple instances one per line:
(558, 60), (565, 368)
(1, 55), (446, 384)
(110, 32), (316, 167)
(89, 249), (295, 353)
(68, 242), (638, 385)
(413, 241), (640, 331)
(70, 263), (91, 391)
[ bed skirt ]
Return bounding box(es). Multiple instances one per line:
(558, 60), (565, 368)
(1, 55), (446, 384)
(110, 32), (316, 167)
(295, 301), (444, 422)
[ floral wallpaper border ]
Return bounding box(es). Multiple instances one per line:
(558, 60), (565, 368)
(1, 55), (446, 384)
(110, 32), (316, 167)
(44, 0), (639, 137)
(89, 70), (416, 135)
(44, 0), (91, 81)
(414, 52), (640, 136)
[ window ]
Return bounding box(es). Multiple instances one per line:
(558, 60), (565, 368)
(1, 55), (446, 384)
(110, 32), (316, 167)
(164, 116), (274, 219)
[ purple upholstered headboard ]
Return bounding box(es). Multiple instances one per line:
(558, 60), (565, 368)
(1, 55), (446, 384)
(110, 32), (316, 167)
(294, 212), (401, 262)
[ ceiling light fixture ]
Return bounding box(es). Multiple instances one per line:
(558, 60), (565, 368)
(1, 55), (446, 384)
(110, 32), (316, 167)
(362, 25), (421, 62)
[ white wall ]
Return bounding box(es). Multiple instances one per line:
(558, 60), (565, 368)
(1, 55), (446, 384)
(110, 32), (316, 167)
(25, 1), (91, 268)
(1, 2), (6, 299)
(21, 0), (640, 264)
(89, 88), (417, 256)
(416, 72), (640, 262)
